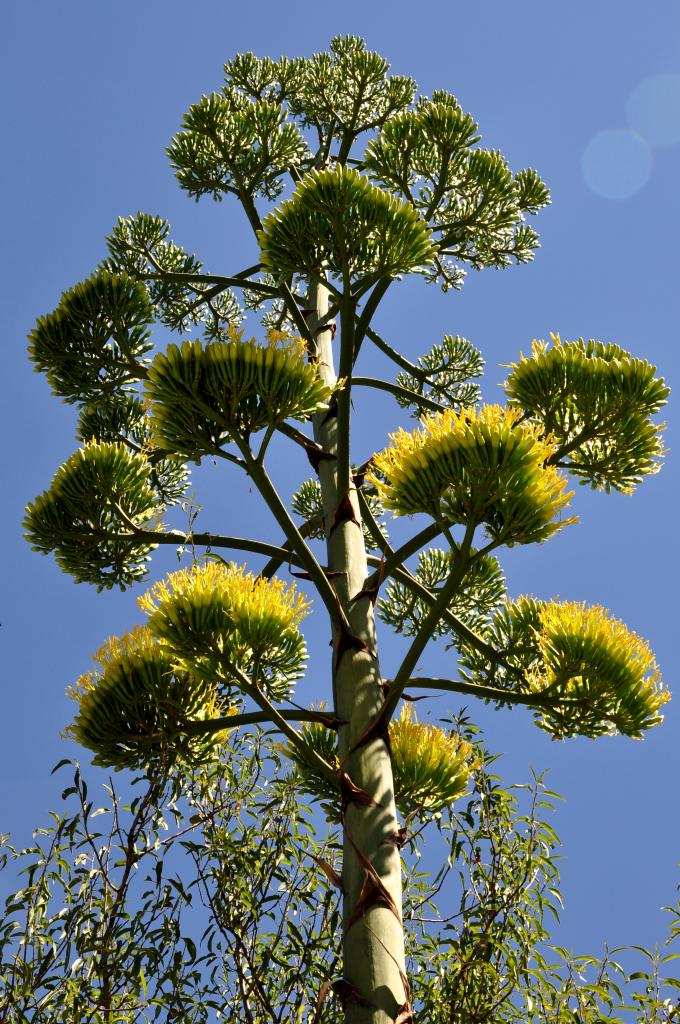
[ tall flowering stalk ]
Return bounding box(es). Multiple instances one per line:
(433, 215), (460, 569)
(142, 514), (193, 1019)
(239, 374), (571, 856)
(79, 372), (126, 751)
(24, 36), (670, 1024)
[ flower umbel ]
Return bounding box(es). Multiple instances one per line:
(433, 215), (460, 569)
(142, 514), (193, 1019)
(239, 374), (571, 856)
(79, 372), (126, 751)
(139, 561), (310, 701)
(505, 333), (669, 493)
(66, 625), (226, 771)
(390, 705), (478, 814)
(532, 601), (669, 739)
(145, 326), (335, 457)
(459, 596), (669, 739)
(370, 405), (576, 545)
(24, 440), (163, 590)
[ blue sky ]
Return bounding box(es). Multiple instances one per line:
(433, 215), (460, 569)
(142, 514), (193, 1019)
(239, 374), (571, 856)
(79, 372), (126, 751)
(2, 0), (679, 956)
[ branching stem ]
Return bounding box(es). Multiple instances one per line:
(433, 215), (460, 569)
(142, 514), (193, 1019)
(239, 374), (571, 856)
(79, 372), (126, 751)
(141, 271), (278, 297)
(217, 660), (338, 787)
(382, 521), (477, 721)
(352, 376), (448, 414)
(236, 441), (346, 629)
(399, 677), (580, 710)
(181, 707), (341, 737)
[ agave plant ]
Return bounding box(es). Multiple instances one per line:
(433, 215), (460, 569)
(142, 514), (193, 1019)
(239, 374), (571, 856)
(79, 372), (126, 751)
(23, 35), (670, 1024)
(258, 165), (435, 284)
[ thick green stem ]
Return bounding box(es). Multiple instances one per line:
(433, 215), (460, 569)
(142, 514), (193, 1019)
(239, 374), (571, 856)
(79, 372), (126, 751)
(308, 280), (407, 1024)
(336, 283), (356, 496)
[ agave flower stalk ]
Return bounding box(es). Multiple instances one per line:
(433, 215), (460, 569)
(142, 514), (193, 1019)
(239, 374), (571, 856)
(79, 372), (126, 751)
(24, 36), (671, 1024)
(306, 278), (409, 1022)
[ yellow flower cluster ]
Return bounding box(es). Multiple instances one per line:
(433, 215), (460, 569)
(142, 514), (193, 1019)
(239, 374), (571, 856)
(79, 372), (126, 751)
(390, 705), (478, 814)
(370, 405), (576, 545)
(66, 559), (313, 773)
(460, 595), (668, 738)
(89, 623), (158, 674)
(263, 326), (308, 355)
(66, 625), (226, 771)
(541, 601), (665, 691)
(140, 561), (309, 639)
(224, 324), (310, 371)
(139, 561), (310, 700)
(539, 600), (658, 677)
(526, 601), (669, 738)
(222, 322), (307, 352)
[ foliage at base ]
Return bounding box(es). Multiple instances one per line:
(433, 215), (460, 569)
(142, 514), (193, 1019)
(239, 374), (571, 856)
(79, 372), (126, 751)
(1, 736), (677, 1023)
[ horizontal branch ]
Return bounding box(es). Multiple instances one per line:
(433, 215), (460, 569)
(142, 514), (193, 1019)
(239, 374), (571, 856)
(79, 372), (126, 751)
(232, 263), (264, 280)
(118, 526), (299, 565)
(277, 421), (328, 457)
(183, 282), (232, 316)
(181, 707), (341, 736)
(400, 677), (578, 710)
(259, 518), (321, 580)
(352, 376), (448, 414)
(141, 270), (279, 297)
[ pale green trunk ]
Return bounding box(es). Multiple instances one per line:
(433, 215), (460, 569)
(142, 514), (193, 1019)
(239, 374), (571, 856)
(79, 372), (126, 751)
(308, 282), (408, 1024)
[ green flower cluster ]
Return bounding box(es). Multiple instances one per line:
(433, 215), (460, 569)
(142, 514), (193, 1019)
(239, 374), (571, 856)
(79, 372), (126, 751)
(505, 334), (669, 492)
(139, 561), (310, 702)
(460, 597), (669, 739)
(371, 405), (576, 546)
(24, 441), (162, 590)
(258, 166), (434, 283)
(28, 271), (153, 403)
(146, 328), (334, 457)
